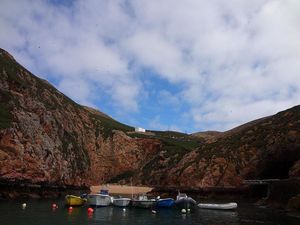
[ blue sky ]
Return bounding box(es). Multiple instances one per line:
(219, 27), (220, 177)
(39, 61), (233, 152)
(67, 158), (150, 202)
(1, 0), (300, 133)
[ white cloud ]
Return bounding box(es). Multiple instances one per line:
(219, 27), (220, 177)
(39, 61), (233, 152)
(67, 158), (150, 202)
(58, 78), (96, 107)
(1, 0), (300, 131)
(0, 0), (139, 111)
(122, 30), (198, 83)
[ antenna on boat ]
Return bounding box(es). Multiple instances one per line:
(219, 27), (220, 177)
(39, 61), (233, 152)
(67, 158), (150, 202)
(131, 177), (133, 199)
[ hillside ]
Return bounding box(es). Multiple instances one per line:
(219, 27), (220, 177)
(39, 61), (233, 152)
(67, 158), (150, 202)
(149, 106), (300, 187)
(0, 48), (199, 188)
(0, 48), (299, 191)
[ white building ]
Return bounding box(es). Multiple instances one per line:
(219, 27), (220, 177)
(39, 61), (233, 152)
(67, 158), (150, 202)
(135, 127), (146, 132)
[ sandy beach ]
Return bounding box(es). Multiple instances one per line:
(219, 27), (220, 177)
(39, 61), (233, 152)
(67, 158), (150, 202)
(90, 184), (153, 196)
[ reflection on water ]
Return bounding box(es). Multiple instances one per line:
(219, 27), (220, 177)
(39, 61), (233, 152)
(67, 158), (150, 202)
(0, 199), (299, 225)
(198, 209), (239, 225)
(93, 206), (114, 222)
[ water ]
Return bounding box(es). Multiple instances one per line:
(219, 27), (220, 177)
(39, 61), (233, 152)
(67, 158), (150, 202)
(0, 199), (299, 225)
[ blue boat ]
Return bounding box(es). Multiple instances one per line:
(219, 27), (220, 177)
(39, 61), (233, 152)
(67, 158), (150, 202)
(156, 198), (175, 208)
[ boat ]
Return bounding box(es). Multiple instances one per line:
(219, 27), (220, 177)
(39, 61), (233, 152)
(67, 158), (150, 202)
(112, 196), (131, 207)
(175, 192), (196, 209)
(131, 194), (156, 208)
(156, 197), (175, 208)
(65, 195), (87, 206)
(198, 202), (238, 210)
(87, 189), (112, 207)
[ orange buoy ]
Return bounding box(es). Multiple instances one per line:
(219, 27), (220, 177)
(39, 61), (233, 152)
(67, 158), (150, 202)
(52, 203), (58, 209)
(87, 207), (94, 213)
(68, 206), (73, 211)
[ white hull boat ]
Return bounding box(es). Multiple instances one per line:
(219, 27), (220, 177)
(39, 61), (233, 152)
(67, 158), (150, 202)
(87, 188), (112, 207)
(112, 197), (131, 207)
(198, 202), (238, 210)
(87, 194), (112, 206)
(131, 194), (156, 208)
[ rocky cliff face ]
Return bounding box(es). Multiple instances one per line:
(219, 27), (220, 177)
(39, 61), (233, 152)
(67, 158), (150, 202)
(0, 48), (299, 190)
(0, 49), (161, 187)
(136, 106), (300, 187)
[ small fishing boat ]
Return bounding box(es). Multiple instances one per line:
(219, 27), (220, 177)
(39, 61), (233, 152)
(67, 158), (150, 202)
(131, 194), (156, 208)
(156, 197), (175, 208)
(65, 195), (87, 206)
(198, 202), (238, 210)
(175, 192), (196, 209)
(112, 196), (131, 207)
(87, 188), (112, 207)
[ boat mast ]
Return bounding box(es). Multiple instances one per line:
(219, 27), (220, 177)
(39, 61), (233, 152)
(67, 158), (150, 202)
(131, 177), (133, 199)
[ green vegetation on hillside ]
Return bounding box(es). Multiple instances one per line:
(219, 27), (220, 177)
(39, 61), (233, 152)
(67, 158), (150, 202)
(130, 130), (201, 155)
(0, 89), (17, 129)
(0, 53), (29, 89)
(90, 113), (134, 139)
(136, 130), (202, 178)
(0, 102), (12, 129)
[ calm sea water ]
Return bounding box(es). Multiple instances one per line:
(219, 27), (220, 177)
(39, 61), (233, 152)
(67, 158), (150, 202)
(0, 199), (299, 225)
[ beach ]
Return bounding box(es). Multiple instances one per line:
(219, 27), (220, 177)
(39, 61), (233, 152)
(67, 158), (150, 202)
(90, 184), (153, 196)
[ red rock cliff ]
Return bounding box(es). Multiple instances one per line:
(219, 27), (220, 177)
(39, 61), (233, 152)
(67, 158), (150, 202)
(0, 49), (299, 190)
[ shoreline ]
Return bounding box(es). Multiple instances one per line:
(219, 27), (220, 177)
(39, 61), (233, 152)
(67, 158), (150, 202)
(0, 179), (89, 199)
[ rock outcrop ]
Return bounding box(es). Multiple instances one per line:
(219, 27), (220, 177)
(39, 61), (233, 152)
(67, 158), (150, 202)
(137, 106), (300, 187)
(0, 48), (161, 187)
(0, 48), (299, 191)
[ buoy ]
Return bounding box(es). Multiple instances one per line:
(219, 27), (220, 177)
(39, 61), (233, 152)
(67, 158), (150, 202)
(181, 208), (186, 214)
(151, 210), (157, 214)
(187, 208), (191, 213)
(52, 203), (58, 209)
(22, 203), (27, 209)
(68, 206), (73, 211)
(122, 208), (126, 212)
(87, 207), (94, 213)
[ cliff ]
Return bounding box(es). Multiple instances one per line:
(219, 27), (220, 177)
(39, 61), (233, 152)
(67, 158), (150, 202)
(0, 48), (299, 192)
(137, 106), (300, 187)
(0, 48), (161, 188)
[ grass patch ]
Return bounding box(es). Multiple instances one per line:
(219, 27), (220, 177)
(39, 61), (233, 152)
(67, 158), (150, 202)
(0, 54), (29, 89)
(90, 113), (134, 139)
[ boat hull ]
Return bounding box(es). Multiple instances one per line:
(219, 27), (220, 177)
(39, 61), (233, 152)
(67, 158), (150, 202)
(112, 198), (131, 207)
(87, 194), (112, 207)
(156, 198), (175, 208)
(198, 202), (238, 210)
(131, 200), (156, 208)
(65, 195), (86, 206)
(175, 197), (196, 209)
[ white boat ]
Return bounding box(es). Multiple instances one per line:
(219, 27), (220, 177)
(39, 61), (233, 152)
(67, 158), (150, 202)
(131, 194), (156, 208)
(175, 192), (196, 209)
(87, 189), (112, 207)
(112, 197), (131, 207)
(198, 202), (238, 210)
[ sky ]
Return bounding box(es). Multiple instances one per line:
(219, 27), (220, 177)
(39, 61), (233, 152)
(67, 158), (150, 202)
(1, 0), (300, 133)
